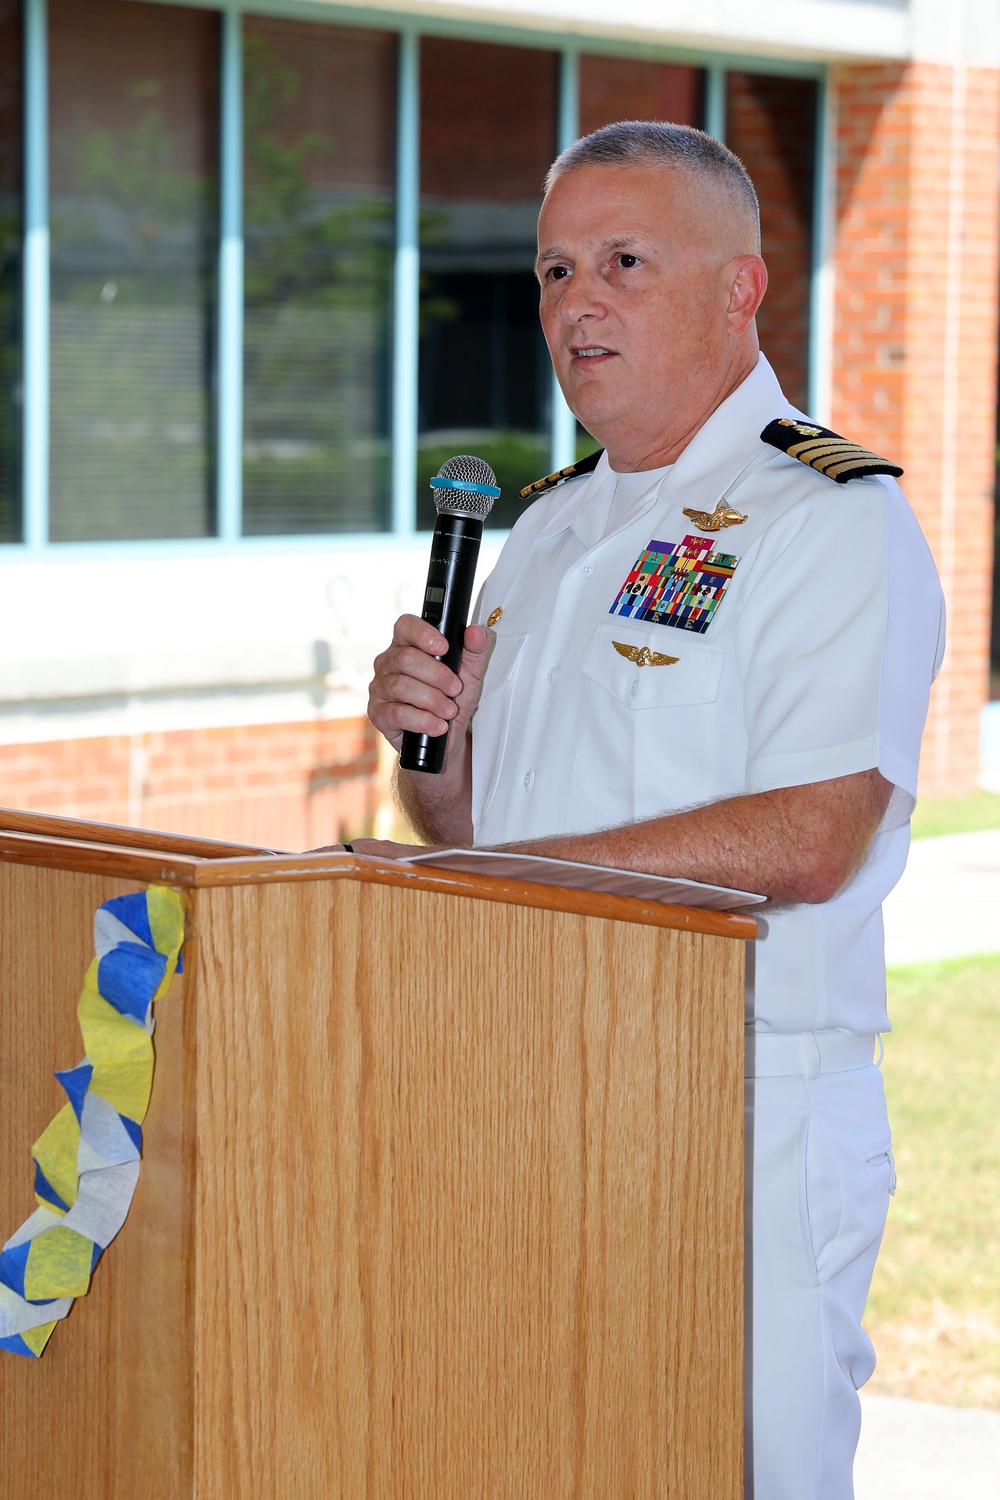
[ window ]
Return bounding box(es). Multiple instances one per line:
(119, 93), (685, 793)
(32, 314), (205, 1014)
(242, 18), (396, 535)
(725, 73), (818, 411)
(48, 0), (219, 541)
(579, 56), (705, 136)
(0, 0), (21, 542)
(418, 38), (558, 529)
(11, 9), (823, 546)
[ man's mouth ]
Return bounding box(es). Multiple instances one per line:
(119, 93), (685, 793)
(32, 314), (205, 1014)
(572, 346), (615, 359)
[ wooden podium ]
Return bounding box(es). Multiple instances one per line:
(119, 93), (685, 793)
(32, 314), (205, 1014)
(0, 811), (754, 1498)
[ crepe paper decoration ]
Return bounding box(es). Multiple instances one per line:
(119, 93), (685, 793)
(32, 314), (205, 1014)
(0, 886), (184, 1358)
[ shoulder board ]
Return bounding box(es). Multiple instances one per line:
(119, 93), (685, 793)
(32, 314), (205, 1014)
(760, 418), (902, 484)
(519, 448), (603, 500)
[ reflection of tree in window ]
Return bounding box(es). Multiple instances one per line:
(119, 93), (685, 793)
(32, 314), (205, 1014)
(0, 0), (22, 541)
(47, 0), (218, 542)
(417, 38), (558, 530)
(242, 22), (396, 535)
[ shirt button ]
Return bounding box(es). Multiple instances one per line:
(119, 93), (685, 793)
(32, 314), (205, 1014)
(629, 678), (640, 697)
(581, 563), (593, 576)
(523, 769), (534, 790)
(547, 664), (559, 683)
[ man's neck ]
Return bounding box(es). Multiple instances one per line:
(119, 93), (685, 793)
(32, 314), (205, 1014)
(599, 346), (759, 473)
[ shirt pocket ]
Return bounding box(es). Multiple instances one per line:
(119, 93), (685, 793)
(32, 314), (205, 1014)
(471, 631), (528, 822)
(572, 620), (726, 821)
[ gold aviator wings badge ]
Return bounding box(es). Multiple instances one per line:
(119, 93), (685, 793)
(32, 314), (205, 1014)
(612, 641), (679, 668)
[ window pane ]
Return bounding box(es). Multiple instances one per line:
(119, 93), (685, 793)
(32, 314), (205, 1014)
(242, 19), (396, 536)
(579, 56), (705, 136)
(419, 38), (557, 530)
(48, 0), (218, 542)
(725, 73), (817, 411)
(0, 0), (22, 542)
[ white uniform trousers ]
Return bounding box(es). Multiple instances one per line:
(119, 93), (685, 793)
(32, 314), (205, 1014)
(747, 1048), (895, 1500)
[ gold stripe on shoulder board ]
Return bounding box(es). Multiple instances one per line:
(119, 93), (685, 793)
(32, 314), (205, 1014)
(760, 418), (902, 483)
(518, 448), (604, 500)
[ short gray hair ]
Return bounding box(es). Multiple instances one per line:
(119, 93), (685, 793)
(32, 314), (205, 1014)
(545, 120), (760, 250)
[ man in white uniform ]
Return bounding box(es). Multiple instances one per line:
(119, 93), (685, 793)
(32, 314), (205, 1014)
(364, 122), (944, 1499)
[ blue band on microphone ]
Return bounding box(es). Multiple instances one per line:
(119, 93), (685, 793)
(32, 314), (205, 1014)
(430, 475), (501, 498)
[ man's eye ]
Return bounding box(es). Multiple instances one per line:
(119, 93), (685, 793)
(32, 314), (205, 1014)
(547, 265), (570, 281)
(618, 253), (640, 269)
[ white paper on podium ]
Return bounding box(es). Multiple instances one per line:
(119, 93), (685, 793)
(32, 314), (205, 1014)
(401, 848), (765, 911)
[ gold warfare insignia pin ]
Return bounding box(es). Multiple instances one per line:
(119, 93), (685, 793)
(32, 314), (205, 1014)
(487, 606), (503, 627)
(778, 419), (823, 437)
(682, 500), (748, 533)
(612, 641), (679, 668)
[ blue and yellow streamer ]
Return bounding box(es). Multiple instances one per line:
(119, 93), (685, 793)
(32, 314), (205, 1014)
(0, 885), (184, 1357)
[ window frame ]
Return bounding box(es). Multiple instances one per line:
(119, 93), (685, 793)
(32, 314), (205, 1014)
(6, 0), (826, 556)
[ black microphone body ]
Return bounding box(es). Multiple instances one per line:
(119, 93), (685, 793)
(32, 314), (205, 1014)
(400, 512), (482, 774)
(399, 455), (498, 775)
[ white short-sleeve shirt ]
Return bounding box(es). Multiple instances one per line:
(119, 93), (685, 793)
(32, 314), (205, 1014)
(471, 356), (945, 1035)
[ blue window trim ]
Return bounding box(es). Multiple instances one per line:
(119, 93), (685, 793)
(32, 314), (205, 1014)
(391, 27), (419, 536)
(549, 45), (579, 474)
(808, 72), (834, 420)
(12, 0), (826, 557)
(217, 4), (244, 542)
(23, 0), (48, 551)
(705, 64), (726, 141)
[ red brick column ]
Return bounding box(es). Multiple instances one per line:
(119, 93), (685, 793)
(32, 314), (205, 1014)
(831, 61), (1000, 795)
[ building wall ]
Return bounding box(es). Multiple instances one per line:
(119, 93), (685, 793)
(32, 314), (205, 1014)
(0, 538), (501, 850)
(0, 716), (379, 849)
(830, 60), (1000, 794)
(2, 2), (998, 843)
(313, 0), (915, 65)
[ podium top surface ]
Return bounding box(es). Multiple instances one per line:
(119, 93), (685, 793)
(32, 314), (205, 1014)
(0, 807), (757, 941)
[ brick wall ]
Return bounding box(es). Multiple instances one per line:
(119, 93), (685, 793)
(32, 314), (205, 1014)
(0, 717), (380, 852)
(831, 62), (1000, 794)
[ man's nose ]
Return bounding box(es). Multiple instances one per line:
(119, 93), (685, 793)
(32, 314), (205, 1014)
(557, 268), (605, 323)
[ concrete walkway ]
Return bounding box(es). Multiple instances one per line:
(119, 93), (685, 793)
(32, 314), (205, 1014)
(855, 1394), (1000, 1499)
(882, 827), (1000, 967)
(855, 826), (1000, 1497)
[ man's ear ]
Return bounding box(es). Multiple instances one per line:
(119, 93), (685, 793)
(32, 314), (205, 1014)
(726, 255), (768, 335)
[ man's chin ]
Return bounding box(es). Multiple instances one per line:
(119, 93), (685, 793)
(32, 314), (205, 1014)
(559, 381), (621, 434)
(563, 399), (624, 447)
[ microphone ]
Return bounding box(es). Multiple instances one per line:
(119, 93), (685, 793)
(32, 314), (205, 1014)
(399, 454), (500, 775)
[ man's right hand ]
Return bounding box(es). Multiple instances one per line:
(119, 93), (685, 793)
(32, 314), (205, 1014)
(367, 615), (493, 758)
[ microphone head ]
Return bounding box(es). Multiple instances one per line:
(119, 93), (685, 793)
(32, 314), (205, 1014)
(430, 454), (500, 519)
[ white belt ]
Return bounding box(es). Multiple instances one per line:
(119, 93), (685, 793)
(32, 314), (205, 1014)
(746, 1030), (879, 1079)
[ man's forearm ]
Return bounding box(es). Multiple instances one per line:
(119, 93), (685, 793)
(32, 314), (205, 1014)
(394, 731), (474, 846)
(494, 770), (893, 906)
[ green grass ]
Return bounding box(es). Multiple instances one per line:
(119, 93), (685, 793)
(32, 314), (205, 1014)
(911, 790), (1000, 840)
(865, 953), (1000, 1407)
